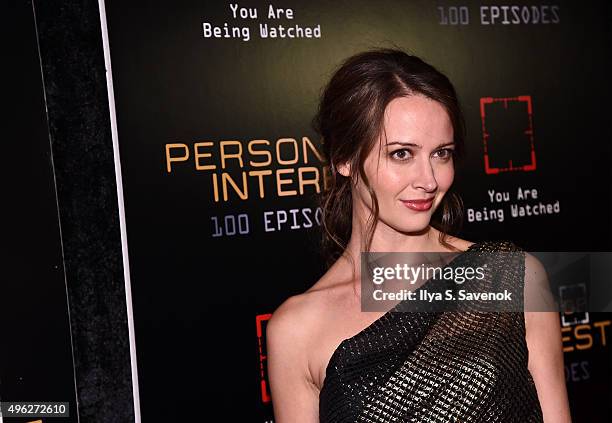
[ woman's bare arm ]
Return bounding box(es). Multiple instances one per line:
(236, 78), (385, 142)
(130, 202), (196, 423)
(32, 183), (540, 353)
(524, 253), (572, 423)
(267, 296), (320, 423)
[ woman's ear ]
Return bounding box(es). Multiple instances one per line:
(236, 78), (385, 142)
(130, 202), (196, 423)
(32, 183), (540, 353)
(337, 161), (351, 177)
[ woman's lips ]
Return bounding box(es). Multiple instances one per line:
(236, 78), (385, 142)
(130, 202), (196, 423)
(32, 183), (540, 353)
(401, 197), (434, 211)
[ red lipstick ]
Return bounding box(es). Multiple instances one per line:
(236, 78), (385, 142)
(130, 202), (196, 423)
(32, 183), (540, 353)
(401, 197), (434, 211)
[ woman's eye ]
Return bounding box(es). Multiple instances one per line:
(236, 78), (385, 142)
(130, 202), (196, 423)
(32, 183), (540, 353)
(434, 148), (454, 160)
(390, 149), (412, 161)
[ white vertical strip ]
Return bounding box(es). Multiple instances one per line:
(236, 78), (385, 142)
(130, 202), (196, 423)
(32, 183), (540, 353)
(96, 1), (141, 422)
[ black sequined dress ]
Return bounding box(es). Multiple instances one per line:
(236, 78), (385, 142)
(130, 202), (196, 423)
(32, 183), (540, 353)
(319, 240), (543, 423)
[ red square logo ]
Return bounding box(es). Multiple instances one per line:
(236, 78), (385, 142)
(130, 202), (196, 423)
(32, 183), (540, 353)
(480, 95), (536, 174)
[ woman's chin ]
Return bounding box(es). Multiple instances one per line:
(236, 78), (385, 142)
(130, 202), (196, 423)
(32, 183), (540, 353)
(391, 222), (431, 235)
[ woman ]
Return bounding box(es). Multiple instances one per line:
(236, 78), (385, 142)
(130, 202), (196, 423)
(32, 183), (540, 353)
(266, 48), (571, 422)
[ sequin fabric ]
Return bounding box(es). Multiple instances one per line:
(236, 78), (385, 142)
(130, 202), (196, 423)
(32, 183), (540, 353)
(319, 240), (543, 423)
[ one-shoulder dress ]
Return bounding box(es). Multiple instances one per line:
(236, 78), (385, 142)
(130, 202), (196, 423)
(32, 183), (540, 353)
(319, 240), (544, 422)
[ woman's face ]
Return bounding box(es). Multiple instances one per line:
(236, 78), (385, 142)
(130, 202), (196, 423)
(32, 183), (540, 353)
(343, 94), (455, 235)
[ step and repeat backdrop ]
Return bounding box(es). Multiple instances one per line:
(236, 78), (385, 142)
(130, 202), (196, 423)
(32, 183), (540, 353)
(102, 0), (611, 421)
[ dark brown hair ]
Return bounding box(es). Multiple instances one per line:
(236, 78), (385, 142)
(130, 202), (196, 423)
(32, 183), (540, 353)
(312, 47), (466, 270)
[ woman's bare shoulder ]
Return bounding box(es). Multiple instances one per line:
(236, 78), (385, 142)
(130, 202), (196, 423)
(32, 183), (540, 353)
(268, 273), (344, 345)
(443, 234), (476, 252)
(268, 291), (321, 336)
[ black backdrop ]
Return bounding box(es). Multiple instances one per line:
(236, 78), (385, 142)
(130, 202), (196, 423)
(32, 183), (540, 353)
(102, 1), (612, 421)
(2, 2), (78, 422)
(4, 1), (611, 422)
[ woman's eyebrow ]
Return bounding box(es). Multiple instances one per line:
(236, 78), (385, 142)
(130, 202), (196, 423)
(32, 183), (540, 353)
(385, 141), (455, 149)
(385, 141), (420, 147)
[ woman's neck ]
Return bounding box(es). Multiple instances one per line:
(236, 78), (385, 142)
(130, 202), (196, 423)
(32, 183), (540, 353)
(339, 214), (442, 277)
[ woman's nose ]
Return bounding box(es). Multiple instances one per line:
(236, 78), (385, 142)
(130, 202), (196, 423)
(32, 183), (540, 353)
(411, 157), (438, 192)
